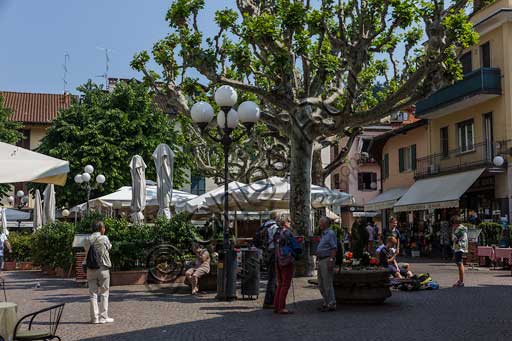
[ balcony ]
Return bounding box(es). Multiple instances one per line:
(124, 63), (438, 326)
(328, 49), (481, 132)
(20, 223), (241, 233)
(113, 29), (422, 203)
(415, 140), (511, 179)
(415, 68), (501, 118)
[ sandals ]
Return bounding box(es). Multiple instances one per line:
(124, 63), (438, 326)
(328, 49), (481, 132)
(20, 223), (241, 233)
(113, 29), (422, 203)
(452, 281), (464, 288)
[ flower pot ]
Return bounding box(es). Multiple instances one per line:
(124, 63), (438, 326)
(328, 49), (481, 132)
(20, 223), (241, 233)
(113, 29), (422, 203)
(3, 261), (17, 271)
(333, 268), (391, 304)
(19, 262), (33, 271)
(110, 270), (147, 286)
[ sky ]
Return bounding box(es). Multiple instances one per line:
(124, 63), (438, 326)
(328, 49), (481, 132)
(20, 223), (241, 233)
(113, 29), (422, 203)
(0, 0), (232, 94)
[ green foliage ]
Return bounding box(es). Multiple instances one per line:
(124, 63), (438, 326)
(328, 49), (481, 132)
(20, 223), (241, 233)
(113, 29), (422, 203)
(36, 80), (192, 207)
(31, 222), (76, 270)
(5, 232), (32, 262)
(75, 212), (106, 234)
(0, 95), (23, 198)
(478, 222), (502, 246)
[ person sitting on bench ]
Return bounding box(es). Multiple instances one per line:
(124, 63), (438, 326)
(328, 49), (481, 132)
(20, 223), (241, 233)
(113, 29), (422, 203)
(378, 236), (412, 279)
(185, 243), (211, 295)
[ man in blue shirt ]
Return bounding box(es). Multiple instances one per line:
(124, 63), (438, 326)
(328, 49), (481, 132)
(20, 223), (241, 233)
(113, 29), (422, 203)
(316, 217), (337, 312)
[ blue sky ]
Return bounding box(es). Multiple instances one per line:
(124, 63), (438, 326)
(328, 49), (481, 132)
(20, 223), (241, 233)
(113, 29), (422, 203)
(0, 0), (231, 94)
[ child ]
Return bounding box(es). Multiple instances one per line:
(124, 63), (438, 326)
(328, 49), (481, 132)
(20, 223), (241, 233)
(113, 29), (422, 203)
(451, 216), (468, 288)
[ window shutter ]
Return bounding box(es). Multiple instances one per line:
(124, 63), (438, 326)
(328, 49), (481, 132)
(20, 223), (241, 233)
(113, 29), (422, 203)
(411, 145), (417, 170)
(398, 148), (404, 172)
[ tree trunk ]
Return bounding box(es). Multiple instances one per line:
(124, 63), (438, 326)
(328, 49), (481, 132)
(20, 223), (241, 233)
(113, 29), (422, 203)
(311, 145), (324, 186)
(289, 119), (314, 276)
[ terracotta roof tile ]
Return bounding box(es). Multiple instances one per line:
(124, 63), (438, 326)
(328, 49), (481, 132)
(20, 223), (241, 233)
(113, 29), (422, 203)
(0, 91), (76, 124)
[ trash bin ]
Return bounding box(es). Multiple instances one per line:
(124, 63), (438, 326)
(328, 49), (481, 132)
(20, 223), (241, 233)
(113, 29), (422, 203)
(216, 249), (237, 301)
(241, 249), (260, 299)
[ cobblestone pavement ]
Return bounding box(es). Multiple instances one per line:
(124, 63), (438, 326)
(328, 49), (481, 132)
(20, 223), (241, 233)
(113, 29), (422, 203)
(3, 260), (512, 341)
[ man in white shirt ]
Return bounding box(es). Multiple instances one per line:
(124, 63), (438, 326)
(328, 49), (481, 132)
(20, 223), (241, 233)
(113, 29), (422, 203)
(84, 220), (114, 324)
(0, 231), (12, 271)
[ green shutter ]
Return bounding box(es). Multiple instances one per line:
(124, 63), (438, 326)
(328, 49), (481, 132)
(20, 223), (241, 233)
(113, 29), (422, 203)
(411, 144), (417, 170)
(398, 148), (404, 173)
(383, 154), (389, 179)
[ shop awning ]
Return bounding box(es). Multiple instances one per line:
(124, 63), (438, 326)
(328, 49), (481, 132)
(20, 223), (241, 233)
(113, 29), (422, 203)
(393, 168), (486, 212)
(364, 187), (409, 211)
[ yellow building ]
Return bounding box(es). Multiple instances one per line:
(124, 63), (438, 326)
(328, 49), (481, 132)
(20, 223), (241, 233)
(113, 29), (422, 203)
(385, 0), (512, 223)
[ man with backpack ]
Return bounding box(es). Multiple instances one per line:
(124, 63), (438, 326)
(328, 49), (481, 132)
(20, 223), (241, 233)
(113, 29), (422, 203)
(254, 211), (280, 309)
(316, 217), (337, 312)
(84, 220), (114, 324)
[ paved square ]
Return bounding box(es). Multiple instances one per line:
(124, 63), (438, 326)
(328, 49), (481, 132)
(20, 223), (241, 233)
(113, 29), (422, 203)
(4, 260), (512, 340)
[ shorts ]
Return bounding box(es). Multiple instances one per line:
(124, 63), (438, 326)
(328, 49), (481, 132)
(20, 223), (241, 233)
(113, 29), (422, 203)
(185, 266), (209, 278)
(454, 251), (464, 265)
(387, 264), (408, 277)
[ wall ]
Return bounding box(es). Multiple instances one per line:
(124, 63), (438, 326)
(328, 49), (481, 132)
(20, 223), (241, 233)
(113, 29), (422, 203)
(28, 125), (47, 150)
(382, 125), (428, 191)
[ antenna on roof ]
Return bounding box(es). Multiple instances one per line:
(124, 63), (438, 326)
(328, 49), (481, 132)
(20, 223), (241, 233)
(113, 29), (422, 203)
(96, 47), (114, 89)
(62, 53), (70, 94)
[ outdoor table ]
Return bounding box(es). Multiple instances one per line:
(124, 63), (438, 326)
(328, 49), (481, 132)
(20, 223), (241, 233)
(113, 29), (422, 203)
(0, 302), (17, 341)
(494, 248), (512, 262)
(477, 246), (492, 257)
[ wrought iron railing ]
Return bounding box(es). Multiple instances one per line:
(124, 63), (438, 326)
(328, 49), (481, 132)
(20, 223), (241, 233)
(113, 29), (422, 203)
(416, 68), (502, 116)
(415, 139), (511, 178)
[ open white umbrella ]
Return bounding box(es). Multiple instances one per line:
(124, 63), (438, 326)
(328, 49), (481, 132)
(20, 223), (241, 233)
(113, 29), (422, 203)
(152, 144), (175, 219)
(33, 190), (43, 230)
(43, 184), (56, 225)
(175, 181), (246, 214)
(0, 142), (69, 185)
(129, 155), (147, 223)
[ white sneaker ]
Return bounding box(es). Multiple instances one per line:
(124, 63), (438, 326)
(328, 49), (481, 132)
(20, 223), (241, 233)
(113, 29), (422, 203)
(99, 317), (114, 324)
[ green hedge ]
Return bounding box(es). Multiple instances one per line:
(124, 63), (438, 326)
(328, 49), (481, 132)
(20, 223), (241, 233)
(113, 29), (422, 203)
(31, 222), (76, 270)
(5, 232), (32, 262)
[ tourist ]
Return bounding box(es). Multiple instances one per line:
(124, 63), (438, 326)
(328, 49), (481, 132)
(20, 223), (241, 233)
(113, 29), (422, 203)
(316, 217), (337, 312)
(84, 220), (114, 324)
(378, 236), (412, 278)
(451, 215), (468, 288)
(366, 221), (375, 255)
(0, 230), (12, 271)
(185, 243), (211, 295)
(388, 217), (401, 254)
(254, 210), (280, 309)
(273, 214), (301, 314)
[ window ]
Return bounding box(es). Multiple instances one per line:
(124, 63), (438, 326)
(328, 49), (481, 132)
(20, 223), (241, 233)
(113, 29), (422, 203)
(398, 144), (417, 172)
(358, 172), (377, 191)
(460, 52), (472, 75)
(440, 127), (449, 158)
(480, 42), (491, 68)
(360, 139), (371, 153)
(383, 153), (389, 179)
(457, 120), (475, 153)
(333, 174), (340, 189)
(190, 175), (206, 195)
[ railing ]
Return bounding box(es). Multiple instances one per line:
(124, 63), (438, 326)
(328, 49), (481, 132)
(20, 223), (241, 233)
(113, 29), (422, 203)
(416, 68), (502, 116)
(415, 139), (511, 178)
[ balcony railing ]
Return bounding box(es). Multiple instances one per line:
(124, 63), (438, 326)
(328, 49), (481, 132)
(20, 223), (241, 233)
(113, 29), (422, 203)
(415, 140), (511, 178)
(416, 68), (502, 116)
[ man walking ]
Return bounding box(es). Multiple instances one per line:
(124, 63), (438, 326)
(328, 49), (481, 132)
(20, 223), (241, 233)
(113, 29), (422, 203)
(84, 220), (114, 324)
(451, 215), (467, 288)
(316, 217), (337, 312)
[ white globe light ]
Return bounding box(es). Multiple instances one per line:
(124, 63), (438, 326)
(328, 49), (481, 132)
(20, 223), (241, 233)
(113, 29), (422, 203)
(217, 111), (226, 128)
(370, 182), (377, 190)
(493, 155), (505, 167)
(74, 174), (84, 184)
(8, 196), (14, 203)
(226, 109), (239, 128)
(238, 101), (260, 123)
(81, 172), (91, 182)
(190, 101), (214, 123)
(16, 190), (24, 198)
(62, 209), (70, 217)
(96, 174), (106, 184)
(84, 164), (94, 174)
(214, 85), (238, 107)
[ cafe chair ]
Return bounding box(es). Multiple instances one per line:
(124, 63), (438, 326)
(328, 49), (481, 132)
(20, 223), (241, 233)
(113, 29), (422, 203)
(0, 278), (6, 301)
(13, 303), (65, 341)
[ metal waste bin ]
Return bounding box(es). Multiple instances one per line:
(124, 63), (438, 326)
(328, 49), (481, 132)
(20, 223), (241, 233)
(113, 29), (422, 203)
(241, 249), (260, 299)
(216, 249), (237, 301)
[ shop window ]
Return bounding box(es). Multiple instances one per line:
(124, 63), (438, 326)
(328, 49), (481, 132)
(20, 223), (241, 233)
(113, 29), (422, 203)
(358, 172), (377, 191)
(440, 127), (449, 158)
(398, 145), (416, 172)
(480, 42), (491, 68)
(190, 175), (206, 195)
(383, 153), (389, 179)
(333, 174), (340, 189)
(460, 51), (472, 75)
(457, 119), (474, 153)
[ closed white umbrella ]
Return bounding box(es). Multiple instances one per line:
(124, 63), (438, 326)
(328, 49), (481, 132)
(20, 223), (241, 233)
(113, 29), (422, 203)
(0, 208), (8, 235)
(129, 155), (147, 223)
(42, 184), (56, 224)
(152, 144), (175, 219)
(33, 190), (43, 230)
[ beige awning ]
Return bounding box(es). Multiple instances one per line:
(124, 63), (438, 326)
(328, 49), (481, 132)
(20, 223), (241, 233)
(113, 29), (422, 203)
(364, 187), (409, 211)
(393, 168), (485, 212)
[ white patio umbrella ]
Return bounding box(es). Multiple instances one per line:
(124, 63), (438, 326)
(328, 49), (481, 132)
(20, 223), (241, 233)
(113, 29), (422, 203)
(0, 208), (8, 235)
(0, 142), (69, 185)
(42, 184), (56, 224)
(175, 181), (247, 214)
(129, 155), (147, 223)
(33, 190), (43, 230)
(152, 144), (175, 219)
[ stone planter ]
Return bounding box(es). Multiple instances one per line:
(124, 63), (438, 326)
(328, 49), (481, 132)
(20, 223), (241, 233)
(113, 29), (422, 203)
(3, 261), (16, 271)
(333, 268), (391, 304)
(19, 261), (33, 270)
(111, 270), (148, 286)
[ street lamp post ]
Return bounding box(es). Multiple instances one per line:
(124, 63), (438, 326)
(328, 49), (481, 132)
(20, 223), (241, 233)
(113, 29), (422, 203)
(191, 85), (260, 301)
(74, 165), (106, 212)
